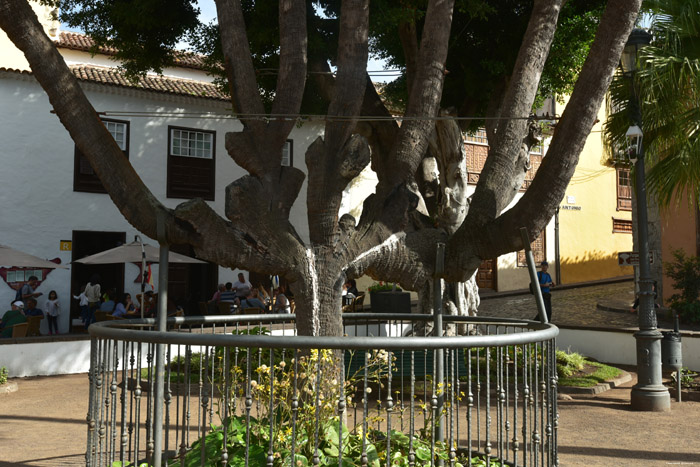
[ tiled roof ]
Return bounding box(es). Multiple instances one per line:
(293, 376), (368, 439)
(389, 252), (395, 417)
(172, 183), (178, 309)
(55, 31), (209, 70)
(0, 65), (229, 102)
(69, 65), (229, 101)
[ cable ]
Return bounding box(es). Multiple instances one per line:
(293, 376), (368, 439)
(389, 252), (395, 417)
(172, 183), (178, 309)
(96, 110), (561, 123)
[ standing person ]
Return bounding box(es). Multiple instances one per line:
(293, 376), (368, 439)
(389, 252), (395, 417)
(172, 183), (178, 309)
(534, 261), (555, 321)
(20, 276), (42, 305)
(232, 273), (252, 303)
(45, 290), (61, 335)
(84, 274), (101, 327)
(73, 286), (89, 326)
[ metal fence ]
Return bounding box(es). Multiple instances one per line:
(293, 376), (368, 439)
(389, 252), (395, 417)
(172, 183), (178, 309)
(87, 313), (559, 466)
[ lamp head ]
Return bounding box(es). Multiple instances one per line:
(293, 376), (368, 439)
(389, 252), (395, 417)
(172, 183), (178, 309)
(620, 28), (652, 74)
(625, 124), (643, 163)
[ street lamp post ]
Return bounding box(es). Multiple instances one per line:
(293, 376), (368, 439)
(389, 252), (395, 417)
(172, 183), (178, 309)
(621, 29), (671, 412)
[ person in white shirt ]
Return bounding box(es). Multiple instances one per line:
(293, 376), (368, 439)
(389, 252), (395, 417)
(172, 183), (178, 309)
(232, 273), (253, 303)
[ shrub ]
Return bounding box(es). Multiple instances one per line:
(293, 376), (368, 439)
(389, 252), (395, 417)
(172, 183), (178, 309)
(556, 350), (585, 378)
(0, 366), (7, 385)
(665, 249), (700, 323)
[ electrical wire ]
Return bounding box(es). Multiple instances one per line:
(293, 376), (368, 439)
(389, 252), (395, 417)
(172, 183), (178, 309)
(96, 110), (561, 123)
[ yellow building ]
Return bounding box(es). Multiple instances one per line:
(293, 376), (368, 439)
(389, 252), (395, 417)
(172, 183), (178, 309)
(467, 98), (633, 292)
(557, 98), (634, 284)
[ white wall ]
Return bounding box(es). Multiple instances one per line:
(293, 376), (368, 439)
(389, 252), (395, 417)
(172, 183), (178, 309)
(0, 71), (324, 334)
(557, 327), (700, 371)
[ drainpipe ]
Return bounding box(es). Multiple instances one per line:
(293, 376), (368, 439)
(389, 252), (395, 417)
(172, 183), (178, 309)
(554, 207), (561, 285)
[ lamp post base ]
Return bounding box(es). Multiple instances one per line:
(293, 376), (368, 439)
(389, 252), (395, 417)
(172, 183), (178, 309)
(631, 385), (671, 412)
(630, 329), (671, 411)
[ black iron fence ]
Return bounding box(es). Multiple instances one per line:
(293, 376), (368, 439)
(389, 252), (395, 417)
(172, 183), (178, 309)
(87, 313), (559, 466)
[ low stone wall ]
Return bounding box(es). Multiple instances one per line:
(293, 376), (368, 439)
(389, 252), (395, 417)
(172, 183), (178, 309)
(0, 337), (91, 377)
(557, 326), (700, 371)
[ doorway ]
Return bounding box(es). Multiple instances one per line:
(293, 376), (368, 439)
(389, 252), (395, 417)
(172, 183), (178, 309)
(476, 258), (496, 291)
(168, 244), (217, 315)
(70, 230), (126, 331)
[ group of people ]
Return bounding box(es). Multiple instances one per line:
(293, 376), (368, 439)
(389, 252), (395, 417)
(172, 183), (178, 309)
(207, 273), (292, 314)
(0, 276), (61, 337)
(74, 274), (158, 327)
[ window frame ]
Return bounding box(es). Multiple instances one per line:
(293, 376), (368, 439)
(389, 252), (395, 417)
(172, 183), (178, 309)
(282, 139), (293, 167)
(73, 118), (130, 193)
(616, 166), (632, 211)
(166, 125), (216, 201)
(612, 217), (633, 234)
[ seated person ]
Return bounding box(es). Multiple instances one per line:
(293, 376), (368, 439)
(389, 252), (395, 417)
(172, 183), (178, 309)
(273, 286), (291, 314)
(0, 301), (28, 338)
(100, 297), (116, 312)
(342, 279), (360, 299)
(136, 290), (158, 317)
(239, 289), (267, 312)
(208, 284), (225, 305)
(219, 282), (237, 303)
(24, 298), (44, 317)
(257, 284), (271, 305)
(112, 293), (136, 317)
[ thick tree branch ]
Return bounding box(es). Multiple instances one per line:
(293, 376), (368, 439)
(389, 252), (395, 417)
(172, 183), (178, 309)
(268, 0), (307, 144)
(306, 0), (370, 246)
(214, 0), (265, 127)
(0, 0), (195, 245)
(344, 228), (446, 292)
(444, 0), (643, 281)
(398, 16), (419, 93)
(466, 0), (563, 229)
(381, 0), (455, 189)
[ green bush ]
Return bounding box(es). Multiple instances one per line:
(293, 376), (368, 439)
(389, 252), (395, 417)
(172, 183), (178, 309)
(0, 366), (7, 385)
(665, 249), (700, 323)
(556, 350), (586, 378)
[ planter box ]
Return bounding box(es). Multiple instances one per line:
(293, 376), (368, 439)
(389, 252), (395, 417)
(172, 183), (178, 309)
(370, 291), (411, 313)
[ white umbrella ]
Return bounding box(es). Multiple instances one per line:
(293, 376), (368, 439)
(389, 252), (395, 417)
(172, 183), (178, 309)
(74, 237), (206, 319)
(0, 244), (68, 269)
(73, 240), (206, 265)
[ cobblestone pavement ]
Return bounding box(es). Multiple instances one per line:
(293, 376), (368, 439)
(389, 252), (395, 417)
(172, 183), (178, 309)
(477, 280), (684, 331)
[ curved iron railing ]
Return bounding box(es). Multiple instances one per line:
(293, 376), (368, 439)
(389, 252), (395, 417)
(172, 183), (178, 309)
(87, 313), (559, 466)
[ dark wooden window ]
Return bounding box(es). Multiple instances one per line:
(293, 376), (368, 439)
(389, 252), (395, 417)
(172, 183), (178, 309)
(465, 128), (542, 189)
(74, 119), (129, 193)
(613, 217), (633, 233)
(167, 126), (216, 200)
(517, 230), (546, 267)
(616, 167), (632, 211)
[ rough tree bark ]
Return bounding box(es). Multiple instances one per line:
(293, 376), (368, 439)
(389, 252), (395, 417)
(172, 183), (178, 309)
(0, 0), (643, 337)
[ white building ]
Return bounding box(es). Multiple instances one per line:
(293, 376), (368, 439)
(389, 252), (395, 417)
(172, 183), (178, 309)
(0, 14), (324, 334)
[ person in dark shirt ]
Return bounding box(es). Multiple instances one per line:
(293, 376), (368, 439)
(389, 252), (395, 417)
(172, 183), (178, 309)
(24, 298), (44, 317)
(533, 261), (555, 321)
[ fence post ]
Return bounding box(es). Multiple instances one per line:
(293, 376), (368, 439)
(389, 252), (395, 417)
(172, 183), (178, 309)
(433, 242), (446, 454)
(152, 214), (169, 466)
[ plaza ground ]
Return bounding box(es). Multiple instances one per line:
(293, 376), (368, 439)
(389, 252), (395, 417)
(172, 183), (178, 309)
(2, 280), (700, 466)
